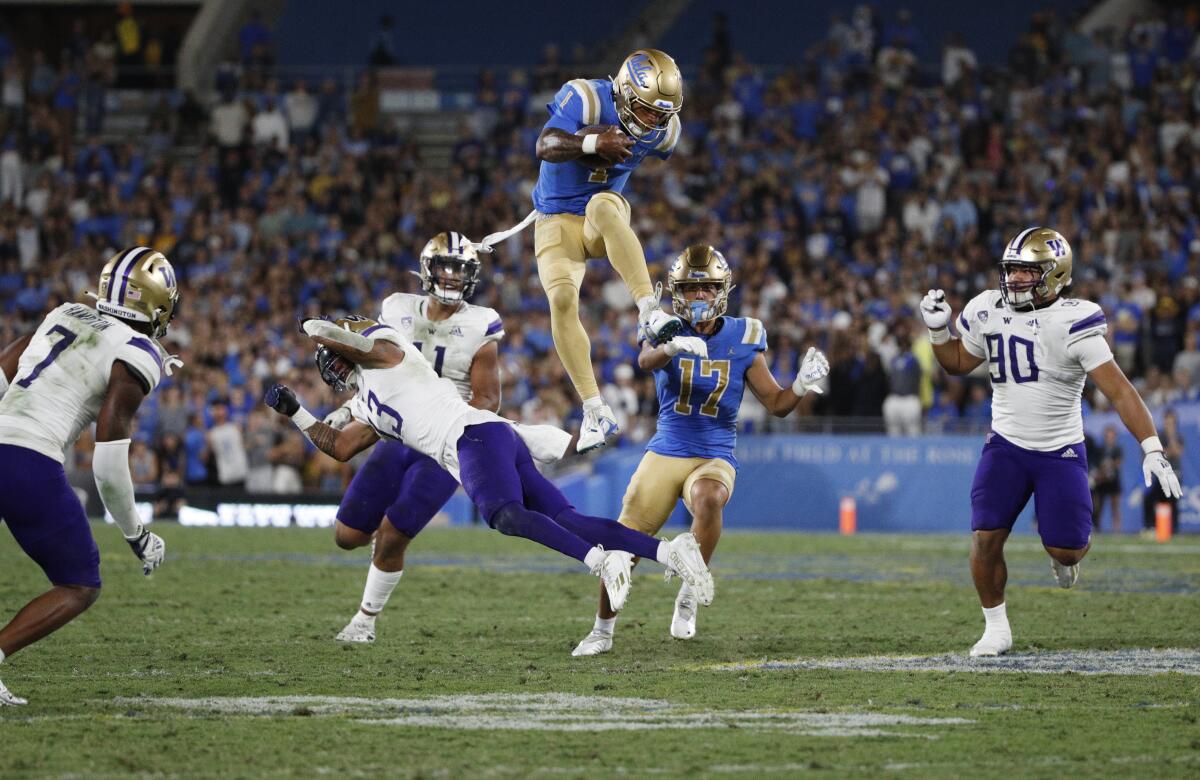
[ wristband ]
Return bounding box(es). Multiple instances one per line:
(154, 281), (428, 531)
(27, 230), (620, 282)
(1141, 436), (1163, 455)
(292, 407), (318, 431)
(928, 327), (950, 345)
(581, 134), (599, 155)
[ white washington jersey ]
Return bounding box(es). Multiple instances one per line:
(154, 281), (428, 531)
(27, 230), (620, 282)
(379, 293), (503, 402)
(958, 290), (1112, 452)
(0, 303), (165, 462)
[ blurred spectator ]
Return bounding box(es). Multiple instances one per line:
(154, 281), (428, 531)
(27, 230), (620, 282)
(210, 93), (248, 148)
(252, 98), (288, 151)
(284, 80), (318, 140)
(114, 3), (142, 76)
(1091, 426), (1122, 533)
(240, 11), (273, 66)
(367, 15), (398, 67)
(129, 438), (160, 494)
(208, 402), (248, 488)
(883, 329), (921, 436)
(244, 409), (279, 492)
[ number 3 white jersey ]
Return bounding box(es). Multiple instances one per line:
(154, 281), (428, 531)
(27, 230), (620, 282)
(379, 293), (503, 402)
(958, 290), (1112, 452)
(0, 303), (165, 462)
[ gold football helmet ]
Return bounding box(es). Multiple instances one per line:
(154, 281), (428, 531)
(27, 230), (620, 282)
(1000, 227), (1072, 309)
(419, 231), (481, 305)
(314, 315), (378, 392)
(612, 48), (683, 139)
(93, 247), (180, 339)
(668, 245), (734, 323)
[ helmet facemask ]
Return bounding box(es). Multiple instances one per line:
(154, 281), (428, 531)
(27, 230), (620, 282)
(671, 280), (729, 324)
(315, 345), (358, 392)
(615, 84), (674, 139)
(422, 255), (478, 305)
(999, 262), (1052, 310)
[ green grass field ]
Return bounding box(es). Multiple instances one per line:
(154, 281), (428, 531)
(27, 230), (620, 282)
(1, 525), (1198, 779)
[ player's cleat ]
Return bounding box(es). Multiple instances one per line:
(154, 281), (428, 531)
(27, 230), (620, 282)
(571, 628), (614, 657)
(577, 403), (620, 453)
(335, 613), (377, 644)
(1051, 559), (1079, 589)
(592, 550), (633, 612)
(0, 678), (27, 706)
(670, 584), (697, 640)
(663, 533), (714, 606)
(969, 628), (1013, 657)
(641, 307), (684, 346)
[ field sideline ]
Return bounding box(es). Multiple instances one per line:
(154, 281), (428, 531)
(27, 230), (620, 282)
(1, 526), (1197, 779)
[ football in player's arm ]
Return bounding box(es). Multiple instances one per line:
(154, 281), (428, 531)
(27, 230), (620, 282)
(265, 315), (716, 623)
(329, 232), (503, 645)
(0, 248), (180, 706)
(919, 227), (1181, 657)
(572, 245), (830, 657)
(527, 49), (687, 453)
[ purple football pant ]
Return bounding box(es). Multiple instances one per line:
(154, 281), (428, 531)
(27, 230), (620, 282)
(456, 422), (661, 562)
(0, 444), (101, 588)
(338, 439), (459, 538)
(971, 432), (1092, 550)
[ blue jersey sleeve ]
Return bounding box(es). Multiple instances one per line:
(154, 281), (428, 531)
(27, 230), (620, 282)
(545, 82), (586, 133)
(741, 317), (768, 353)
(648, 115), (682, 161)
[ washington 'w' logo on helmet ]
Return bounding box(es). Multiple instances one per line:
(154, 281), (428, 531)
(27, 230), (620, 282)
(92, 247), (181, 339)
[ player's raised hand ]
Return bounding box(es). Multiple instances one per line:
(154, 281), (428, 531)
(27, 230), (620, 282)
(265, 383), (300, 416)
(1143, 450), (1183, 499)
(793, 347), (830, 396)
(596, 126), (635, 164)
(920, 289), (951, 331)
(127, 528), (165, 576)
(664, 336), (708, 358)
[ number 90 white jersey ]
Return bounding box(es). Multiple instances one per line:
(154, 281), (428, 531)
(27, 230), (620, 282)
(379, 294), (503, 402)
(958, 290), (1112, 452)
(0, 303), (165, 462)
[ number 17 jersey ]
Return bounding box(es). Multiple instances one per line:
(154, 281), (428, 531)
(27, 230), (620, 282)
(958, 290), (1112, 452)
(647, 317), (766, 469)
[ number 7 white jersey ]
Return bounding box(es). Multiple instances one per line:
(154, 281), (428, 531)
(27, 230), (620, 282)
(0, 303), (165, 462)
(958, 290), (1112, 452)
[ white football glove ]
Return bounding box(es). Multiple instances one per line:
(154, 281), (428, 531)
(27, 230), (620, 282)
(127, 528), (165, 576)
(323, 403), (354, 431)
(792, 347), (829, 396)
(663, 336), (708, 359)
(1143, 451), (1182, 499)
(920, 288), (952, 327)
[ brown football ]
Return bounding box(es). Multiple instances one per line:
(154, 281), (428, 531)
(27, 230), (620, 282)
(575, 125), (619, 169)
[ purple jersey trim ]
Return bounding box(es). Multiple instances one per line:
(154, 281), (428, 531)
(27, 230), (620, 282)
(1067, 312), (1106, 334)
(485, 319), (503, 336)
(959, 313), (971, 332)
(126, 336), (163, 372)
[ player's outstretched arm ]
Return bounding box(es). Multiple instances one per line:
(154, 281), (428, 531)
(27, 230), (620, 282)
(264, 383), (379, 462)
(94, 361), (164, 575)
(638, 336), (708, 371)
(1087, 360), (1183, 498)
(536, 126), (633, 164)
(467, 341), (501, 413)
(745, 348), (829, 417)
(921, 289), (984, 375)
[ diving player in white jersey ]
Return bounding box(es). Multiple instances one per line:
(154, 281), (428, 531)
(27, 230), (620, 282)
(263, 316), (716, 622)
(0, 247), (180, 705)
(331, 232), (503, 644)
(920, 227), (1181, 657)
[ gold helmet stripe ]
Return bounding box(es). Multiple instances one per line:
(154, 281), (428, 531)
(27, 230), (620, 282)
(656, 114), (681, 152)
(568, 78), (600, 125)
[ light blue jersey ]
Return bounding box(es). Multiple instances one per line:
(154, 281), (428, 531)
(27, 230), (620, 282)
(646, 316), (766, 469)
(532, 78), (681, 216)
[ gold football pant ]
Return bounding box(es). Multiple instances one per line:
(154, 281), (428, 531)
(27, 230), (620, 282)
(534, 192), (654, 402)
(616, 451), (736, 535)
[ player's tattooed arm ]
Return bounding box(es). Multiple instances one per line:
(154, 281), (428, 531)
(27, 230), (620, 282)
(468, 341), (501, 412)
(744, 353), (804, 417)
(536, 127), (633, 164)
(306, 419), (379, 463)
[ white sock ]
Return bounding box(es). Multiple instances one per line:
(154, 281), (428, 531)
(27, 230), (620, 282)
(584, 546), (606, 570)
(982, 603), (1009, 632)
(636, 295), (659, 319)
(594, 614), (616, 633)
(655, 540), (670, 566)
(582, 396), (605, 412)
(0, 648), (5, 664)
(360, 565), (403, 615)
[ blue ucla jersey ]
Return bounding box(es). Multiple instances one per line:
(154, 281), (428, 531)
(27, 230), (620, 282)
(646, 316), (767, 469)
(532, 78), (682, 216)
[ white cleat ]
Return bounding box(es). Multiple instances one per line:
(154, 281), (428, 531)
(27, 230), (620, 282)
(663, 533), (714, 606)
(591, 550), (633, 612)
(1051, 560), (1079, 589)
(642, 307), (684, 345)
(670, 584), (697, 640)
(577, 403), (620, 453)
(0, 678), (27, 706)
(571, 629), (614, 657)
(969, 629), (1013, 657)
(335, 613), (377, 644)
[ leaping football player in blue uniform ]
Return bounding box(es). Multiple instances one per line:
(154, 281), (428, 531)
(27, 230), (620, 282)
(572, 245), (830, 656)
(528, 49), (686, 452)
(920, 227), (1182, 657)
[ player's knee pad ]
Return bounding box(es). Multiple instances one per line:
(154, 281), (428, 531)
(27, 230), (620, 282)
(544, 281), (581, 317)
(584, 191), (630, 226)
(488, 502), (532, 538)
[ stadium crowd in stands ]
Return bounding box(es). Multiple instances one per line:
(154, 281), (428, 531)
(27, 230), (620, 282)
(0, 5), (1198, 502)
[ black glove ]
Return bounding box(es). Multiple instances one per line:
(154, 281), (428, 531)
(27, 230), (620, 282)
(264, 383), (300, 416)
